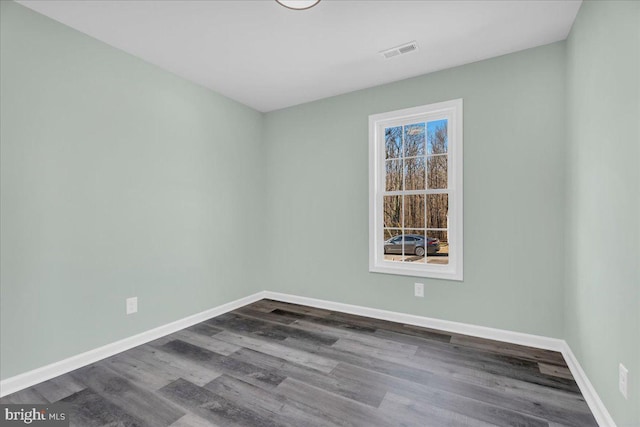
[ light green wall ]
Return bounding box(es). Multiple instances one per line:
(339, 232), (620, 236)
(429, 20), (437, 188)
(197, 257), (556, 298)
(263, 42), (567, 338)
(0, 1), (265, 379)
(565, 1), (640, 426)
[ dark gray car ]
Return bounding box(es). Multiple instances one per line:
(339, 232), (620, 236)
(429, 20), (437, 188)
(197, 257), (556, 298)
(384, 234), (440, 256)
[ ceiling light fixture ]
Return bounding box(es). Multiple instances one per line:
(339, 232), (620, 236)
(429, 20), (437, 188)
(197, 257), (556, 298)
(276, 0), (321, 10)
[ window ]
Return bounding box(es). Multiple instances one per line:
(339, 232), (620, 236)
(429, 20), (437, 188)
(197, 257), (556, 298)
(369, 99), (463, 280)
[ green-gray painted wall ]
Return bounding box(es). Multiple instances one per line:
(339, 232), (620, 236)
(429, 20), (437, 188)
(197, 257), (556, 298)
(263, 42), (567, 339)
(565, 1), (640, 425)
(0, 1), (265, 379)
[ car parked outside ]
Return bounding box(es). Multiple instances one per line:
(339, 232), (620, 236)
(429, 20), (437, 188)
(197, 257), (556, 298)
(384, 234), (440, 257)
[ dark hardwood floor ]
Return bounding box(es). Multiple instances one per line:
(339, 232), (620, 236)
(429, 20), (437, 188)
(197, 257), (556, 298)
(1, 299), (598, 426)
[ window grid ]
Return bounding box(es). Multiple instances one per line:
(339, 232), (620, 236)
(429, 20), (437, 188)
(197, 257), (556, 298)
(370, 98), (462, 280)
(383, 121), (449, 261)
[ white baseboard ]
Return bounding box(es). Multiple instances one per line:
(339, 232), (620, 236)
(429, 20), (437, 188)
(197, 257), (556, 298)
(1, 289), (616, 427)
(263, 291), (565, 351)
(0, 291), (266, 397)
(561, 343), (617, 427)
(263, 291), (616, 427)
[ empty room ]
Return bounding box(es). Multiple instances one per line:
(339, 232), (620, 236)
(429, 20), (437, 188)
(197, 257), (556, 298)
(0, 0), (638, 426)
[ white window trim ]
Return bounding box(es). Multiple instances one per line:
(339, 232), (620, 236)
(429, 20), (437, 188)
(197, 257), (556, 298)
(368, 99), (463, 281)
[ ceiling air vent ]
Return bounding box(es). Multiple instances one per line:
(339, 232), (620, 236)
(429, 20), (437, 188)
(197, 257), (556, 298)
(380, 41), (418, 59)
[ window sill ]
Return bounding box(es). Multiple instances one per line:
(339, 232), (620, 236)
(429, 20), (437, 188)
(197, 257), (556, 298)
(369, 263), (463, 281)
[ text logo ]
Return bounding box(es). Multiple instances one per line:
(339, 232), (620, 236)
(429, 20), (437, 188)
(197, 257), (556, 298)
(0, 404), (69, 426)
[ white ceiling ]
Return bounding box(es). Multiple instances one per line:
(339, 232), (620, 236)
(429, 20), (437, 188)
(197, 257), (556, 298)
(17, 0), (582, 112)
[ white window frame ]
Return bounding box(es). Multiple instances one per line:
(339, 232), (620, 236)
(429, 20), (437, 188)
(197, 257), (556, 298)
(369, 99), (463, 281)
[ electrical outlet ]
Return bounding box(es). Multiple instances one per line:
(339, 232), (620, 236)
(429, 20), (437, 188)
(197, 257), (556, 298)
(126, 297), (138, 315)
(414, 283), (424, 298)
(619, 363), (628, 399)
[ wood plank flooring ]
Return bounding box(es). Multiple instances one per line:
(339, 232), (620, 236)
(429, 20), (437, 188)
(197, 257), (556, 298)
(1, 299), (598, 426)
